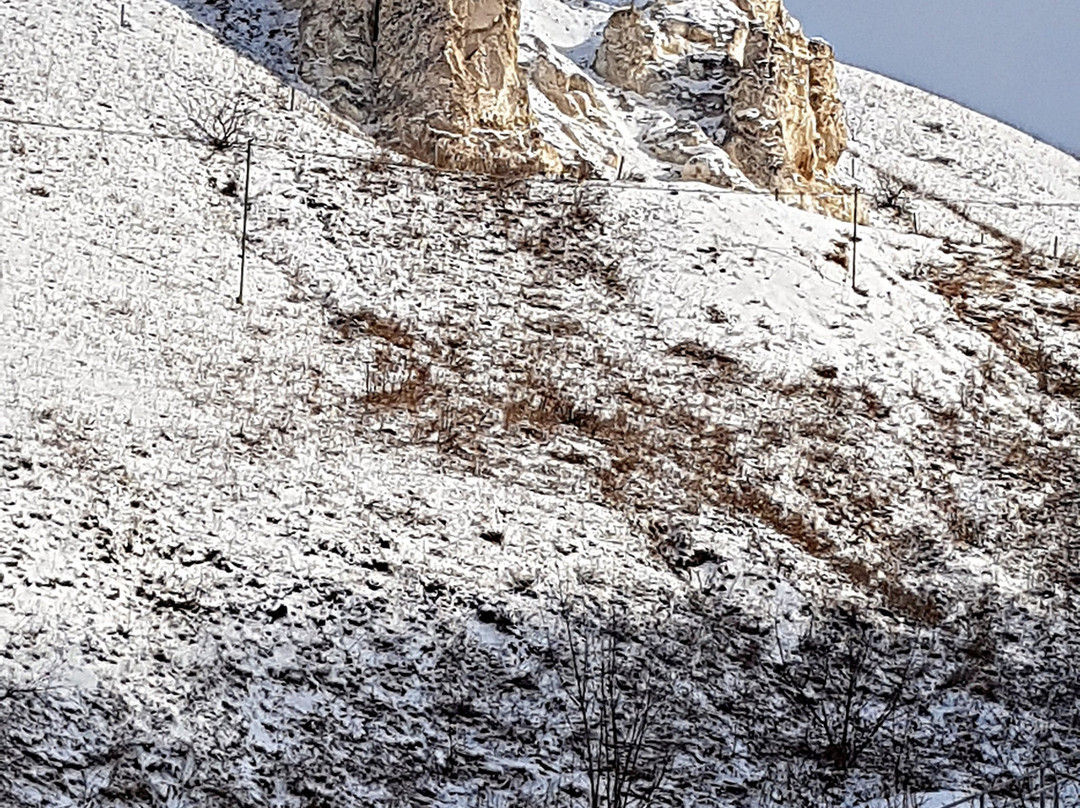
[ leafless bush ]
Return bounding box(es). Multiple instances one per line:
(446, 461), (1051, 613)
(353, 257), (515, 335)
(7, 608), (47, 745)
(175, 89), (251, 152)
(773, 609), (925, 772)
(559, 613), (675, 808)
(879, 711), (936, 808)
(754, 759), (833, 808)
(874, 174), (916, 217)
(0, 652), (67, 796)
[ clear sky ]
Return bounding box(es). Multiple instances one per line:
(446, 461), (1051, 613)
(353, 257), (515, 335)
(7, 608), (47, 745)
(783, 0), (1080, 158)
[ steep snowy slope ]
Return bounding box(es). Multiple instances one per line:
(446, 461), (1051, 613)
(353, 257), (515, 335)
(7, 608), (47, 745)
(2, 0), (1080, 806)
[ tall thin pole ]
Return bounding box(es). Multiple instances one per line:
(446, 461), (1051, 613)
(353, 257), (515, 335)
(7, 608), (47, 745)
(851, 186), (859, 290)
(237, 140), (252, 304)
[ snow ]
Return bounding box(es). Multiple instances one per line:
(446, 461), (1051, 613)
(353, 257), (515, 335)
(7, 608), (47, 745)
(2, 0), (1080, 805)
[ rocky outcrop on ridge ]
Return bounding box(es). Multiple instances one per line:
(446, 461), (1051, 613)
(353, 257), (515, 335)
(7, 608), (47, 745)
(291, 0), (858, 211)
(593, 0), (857, 219)
(292, 0), (562, 174)
(290, 0), (857, 204)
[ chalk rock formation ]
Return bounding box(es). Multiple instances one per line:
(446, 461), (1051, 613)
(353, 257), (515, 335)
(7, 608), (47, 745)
(592, 8), (665, 97)
(528, 41), (609, 128)
(520, 36), (630, 178)
(638, 110), (754, 189)
(593, 0), (856, 220)
(292, 0), (561, 175)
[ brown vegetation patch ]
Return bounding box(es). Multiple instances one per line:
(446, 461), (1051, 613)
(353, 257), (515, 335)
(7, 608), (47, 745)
(667, 340), (738, 368)
(355, 354), (435, 414)
(988, 322), (1080, 400)
(921, 259), (1080, 402)
(327, 305), (416, 350)
(303, 182), (946, 624)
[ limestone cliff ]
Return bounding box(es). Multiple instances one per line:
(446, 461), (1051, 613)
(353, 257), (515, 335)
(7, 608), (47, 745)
(290, 0), (859, 214)
(291, 0), (561, 175)
(593, 0), (858, 220)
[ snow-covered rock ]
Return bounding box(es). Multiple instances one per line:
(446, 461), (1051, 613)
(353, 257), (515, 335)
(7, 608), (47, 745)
(591, 0), (853, 218)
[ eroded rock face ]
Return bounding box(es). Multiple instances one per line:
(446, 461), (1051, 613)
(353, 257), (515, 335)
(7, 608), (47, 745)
(292, 0), (561, 175)
(592, 9), (664, 96)
(724, 19), (850, 218)
(530, 43), (608, 127)
(520, 36), (629, 177)
(593, 0), (856, 220)
(638, 110), (754, 189)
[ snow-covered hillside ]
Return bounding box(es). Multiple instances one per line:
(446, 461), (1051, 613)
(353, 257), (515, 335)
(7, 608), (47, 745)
(2, 0), (1079, 806)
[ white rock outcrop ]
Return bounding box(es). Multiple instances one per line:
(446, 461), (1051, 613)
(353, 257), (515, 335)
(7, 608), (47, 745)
(593, 0), (858, 219)
(292, 0), (562, 174)
(637, 110), (754, 188)
(520, 36), (633, 178)
(291, 0), (859, 214)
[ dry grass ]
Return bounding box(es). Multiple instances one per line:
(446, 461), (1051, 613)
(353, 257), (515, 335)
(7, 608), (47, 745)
(923, 257), (1080, 401)
(327, 305), (417, 350)
(667, 340), (739, 370)
(346, 329), (943, 621)
(301, 182), (955, 624)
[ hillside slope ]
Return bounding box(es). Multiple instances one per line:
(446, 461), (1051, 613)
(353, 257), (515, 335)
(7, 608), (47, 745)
(2, 0), (1079, 806)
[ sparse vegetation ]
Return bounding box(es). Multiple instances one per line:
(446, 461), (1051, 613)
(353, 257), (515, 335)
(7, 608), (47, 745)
(175, 89), (251, 152)
(874, 173), (915, 217)
(559, 611), (675, 808)
(772, 608), (927, 773)
(6, 7), (1080, 804)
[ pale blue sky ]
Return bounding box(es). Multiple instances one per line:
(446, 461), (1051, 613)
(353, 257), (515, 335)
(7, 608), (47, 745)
(783, 0), (1080, 157)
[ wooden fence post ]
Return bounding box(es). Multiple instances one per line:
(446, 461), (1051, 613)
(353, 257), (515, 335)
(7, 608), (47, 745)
(851, 187), (859, 290)
(237, 140), (253, 304)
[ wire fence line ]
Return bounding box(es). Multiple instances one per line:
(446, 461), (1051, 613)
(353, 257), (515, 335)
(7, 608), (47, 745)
(3, 105), (1077, 304)
(4, 112), (1080, 210)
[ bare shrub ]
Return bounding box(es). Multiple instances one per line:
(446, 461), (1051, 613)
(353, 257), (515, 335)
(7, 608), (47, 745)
(773, 609), (926, 772)
(873, 174), (915, 217)
(559, 612), (675, 808)
(754, 759), (833, 808)
(174, 89), (251, 152)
